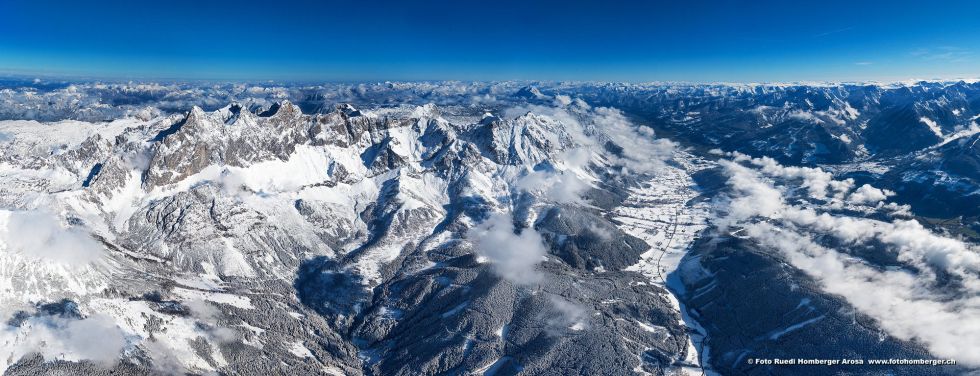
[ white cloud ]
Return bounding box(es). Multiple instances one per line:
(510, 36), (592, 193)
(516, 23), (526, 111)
(467, 212), (547, 285)
(515, 169), (590, 204)
(501, 103), (675, 205)
(742, 221), (980, 365)
(186, 299), (220, 322)
(0, 314), (127, 372)
(502, 103), (675, 176)
(502, 104), (593, 147)
(919, 117), (944, 138)
(714, 155), (980, 365)
(512, 145), (594, 205)
(185, 299), (238, 343)
(593, 107), (676, 174)
(847, 184), (894, 205)
(553, 94), (573, 107)
(742, 154), (853, 201)
(547, 296), (589, 332)
(0, 210), (104, 265)
(788, 110), (822, 124)
(715, 160), (783, 227)
(585, 222), (614, 241)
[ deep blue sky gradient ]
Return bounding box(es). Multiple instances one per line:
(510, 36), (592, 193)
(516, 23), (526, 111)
(1, 0), (978, 82)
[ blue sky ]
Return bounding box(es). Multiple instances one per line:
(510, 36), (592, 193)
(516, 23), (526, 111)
(1, 0), (978, 82)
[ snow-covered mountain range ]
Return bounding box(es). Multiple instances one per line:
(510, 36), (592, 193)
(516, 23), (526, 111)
(0, 79), (977, 375)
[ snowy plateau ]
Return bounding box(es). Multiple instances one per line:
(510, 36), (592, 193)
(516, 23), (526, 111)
(0, 79), (978, 376)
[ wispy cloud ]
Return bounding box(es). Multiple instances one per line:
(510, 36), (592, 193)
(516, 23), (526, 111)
(854, 61), (873, 66)
(910, 46), (972, 63)
(815, 26), (855, 38)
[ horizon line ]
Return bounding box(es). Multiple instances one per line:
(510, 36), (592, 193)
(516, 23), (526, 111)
(3, 71), (980, 88)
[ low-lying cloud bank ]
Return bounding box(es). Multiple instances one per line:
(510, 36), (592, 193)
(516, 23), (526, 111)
(714, 152), (980, 366)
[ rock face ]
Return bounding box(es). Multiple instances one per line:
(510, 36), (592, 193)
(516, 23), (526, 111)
(143, 102), (313, 189)
(0, 100), (703, 375)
